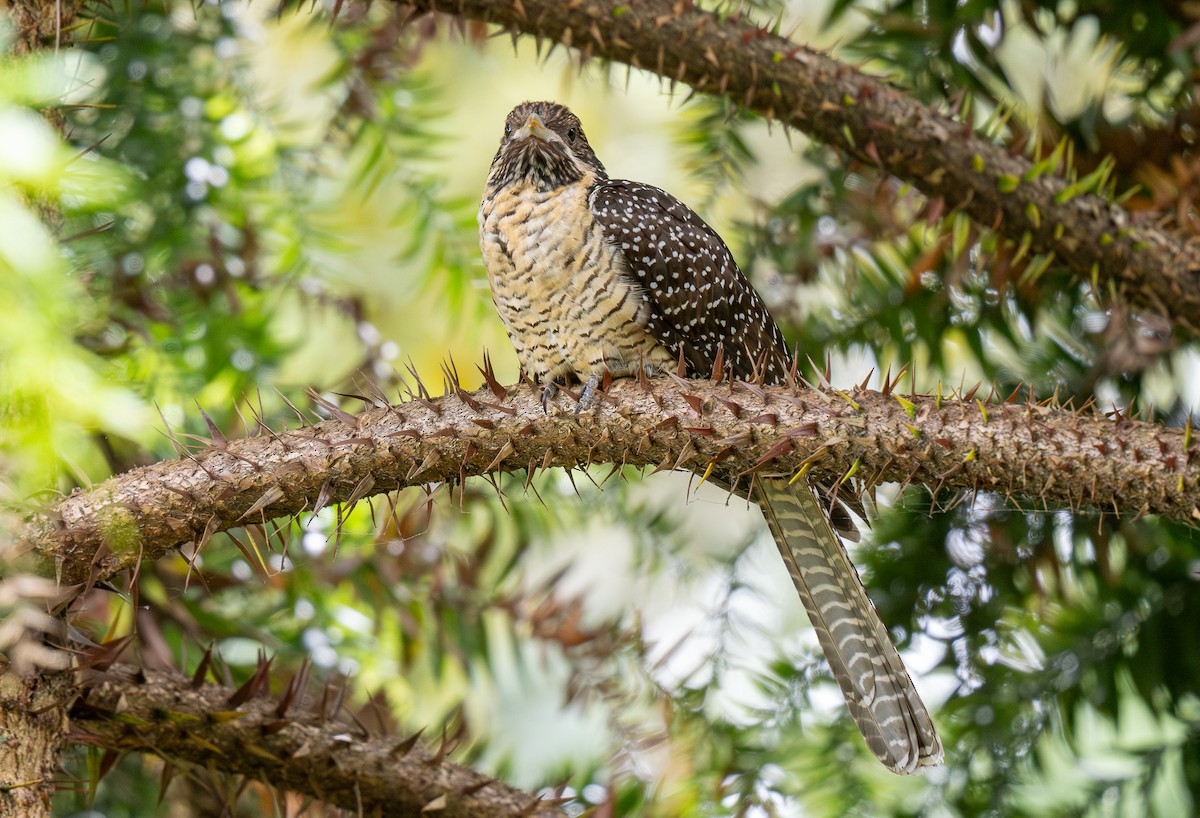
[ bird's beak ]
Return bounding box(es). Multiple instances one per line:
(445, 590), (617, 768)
(513, 113), (554, 142)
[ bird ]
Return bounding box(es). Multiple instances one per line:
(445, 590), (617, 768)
(478, 100), (943, 774)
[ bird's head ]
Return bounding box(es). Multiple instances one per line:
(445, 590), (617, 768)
(486, 101), (607, 191)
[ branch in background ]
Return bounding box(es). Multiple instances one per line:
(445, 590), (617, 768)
(70, 667), (566, 818)
(4, 0), (81, 56)
(400, 0), (1200, 333)
(21, 375), (1199, 587)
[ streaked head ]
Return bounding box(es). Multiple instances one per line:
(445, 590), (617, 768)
(486, 101), (607, 190)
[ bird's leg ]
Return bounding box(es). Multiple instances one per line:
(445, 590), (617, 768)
(540, 381), (558, 414)
(575, 372), (601, 414)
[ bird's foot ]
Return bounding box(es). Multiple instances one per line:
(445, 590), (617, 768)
(540, 382), (558, 414)
(575, 373), (601, 414)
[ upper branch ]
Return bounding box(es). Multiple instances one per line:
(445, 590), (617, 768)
(71, 668), (566, 818)
(401, 0), (1200, 333)
(21, 377), (1200, 587)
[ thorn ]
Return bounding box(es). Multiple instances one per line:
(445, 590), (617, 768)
(407, 450), (441, 481)
(518, 794), (548, 816)
(653, 416), (679, 432)
(78, 634), (134, 671)
(671, 440), (697, 471)
(459, 442), (477, 506)
(331, 389), (376, 408)
(477, 350), (508, 401)
(422, 794), (449, 812)
(805, 355), (830, 389)
(344, 474), (376, 507)
(715, 430), (753, 448)
(462, 779), (491, 797)
(274, 657), (312, 718)
(637, 363), (663, 408)
(275, 388), (310, 426)
(186, 515), (221, 591)
(839, 457), (861, 485)
(745, 438), (793, 473)
(191, 644), (215, 688)
(485, 441), (517, 471)
(648, 451), (673, 476)
(363, 379), (393, 411)
(597, 460), (623, 488)
(154, 403), (186, 456)
(748, 349), (769, 385)
(391, 727), (426, 758)
(155, 759), (175, 806)
(709, 344), (725, 382)
(224, 654), (273, 708)
(319, 675), (348, 722)
(404, 359), (434, 404)
(562, 467), (582, 498)
(311, 482), (333, 518)
(239, 485), (285, 521)
(717, 397), (742, 418)
(307, 389), (360, 428)
(830, 388), (862, 411)
(161, 483), (197, 503)
(194, 402), (228, 448)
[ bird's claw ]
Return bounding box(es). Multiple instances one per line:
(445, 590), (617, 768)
(575, 373), (600, 414)
(540, 382), (558, 414)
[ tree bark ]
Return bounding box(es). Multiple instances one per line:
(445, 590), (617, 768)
(20, 377), (1199, 588)
(401, 0), (1200, 334)
(0, 672), (73, 818)
(0, 2), (87, 815)
(70, 667), (566, 818)
(0, 0), (81, 55)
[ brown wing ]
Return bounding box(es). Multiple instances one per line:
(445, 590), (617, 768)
(589, 180), (791, 383)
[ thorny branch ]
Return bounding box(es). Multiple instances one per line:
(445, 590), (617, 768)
(70, 667), (567, 818)
(20, 376), (1200, 588)
(400, 0), (1200, 334)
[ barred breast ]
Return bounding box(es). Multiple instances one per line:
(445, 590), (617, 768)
(478, 176), (675, 385)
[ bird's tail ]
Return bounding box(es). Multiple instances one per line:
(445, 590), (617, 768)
(756, 477), (943, 774)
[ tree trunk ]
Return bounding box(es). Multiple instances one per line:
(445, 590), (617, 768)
(0, 671), (74, 818)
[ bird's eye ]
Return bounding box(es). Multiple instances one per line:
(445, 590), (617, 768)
(504, 123), (512, 137)
(566, 127), (577, 143)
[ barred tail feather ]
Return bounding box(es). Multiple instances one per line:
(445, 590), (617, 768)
(756, 478), (943, 773)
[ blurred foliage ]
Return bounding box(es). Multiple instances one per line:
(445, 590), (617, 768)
(0, 0), (1194, 816)
(0, 44), (147, 497)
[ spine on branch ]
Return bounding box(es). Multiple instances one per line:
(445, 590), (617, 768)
(71, 667), (566, 818)
(22, 377), (1200, 587)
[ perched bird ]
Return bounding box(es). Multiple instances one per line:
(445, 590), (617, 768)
(479, 100), (943, 773)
